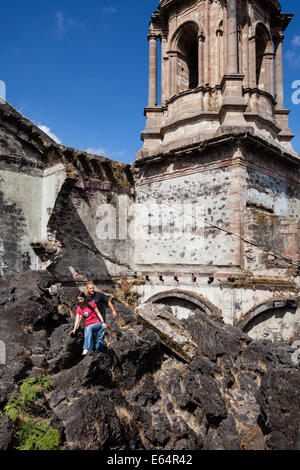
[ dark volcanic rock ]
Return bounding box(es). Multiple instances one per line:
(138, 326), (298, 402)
(1, 274), (300, 450)
(54, 390), (124, 450)
(256, 368), (300, 450)
(0, 415), (14, 450)
(0, 271), (66, 405)
(183, 370), (227, 425)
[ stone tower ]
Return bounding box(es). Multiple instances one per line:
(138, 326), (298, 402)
(137, 0), (294, 159)
(134, 0), (300, 342)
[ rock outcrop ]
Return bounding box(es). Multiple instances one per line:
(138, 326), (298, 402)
(0, 272), (300, 450)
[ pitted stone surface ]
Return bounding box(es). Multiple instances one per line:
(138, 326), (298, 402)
(0, 275), (300, 450)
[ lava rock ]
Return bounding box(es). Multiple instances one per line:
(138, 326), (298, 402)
(0, 415), (14, 450)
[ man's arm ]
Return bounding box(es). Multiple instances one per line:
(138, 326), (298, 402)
(108, 300), (117, 320)
(95, 307), (106, 327)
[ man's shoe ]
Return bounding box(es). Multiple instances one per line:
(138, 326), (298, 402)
(82, 349), (88, 355)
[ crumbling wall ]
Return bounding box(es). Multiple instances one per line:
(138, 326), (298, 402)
(134, 150), (241, 271)
(243, 149), (300, 274)
(243, 304), (300, 343)
(0, 186), (29, 276)
(0, 163), (67, 276)
(0, 103), (134, 280)
(41, 180), (134, 284)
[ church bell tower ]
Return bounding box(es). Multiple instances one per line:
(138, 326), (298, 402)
(137, 0), (294, 159)
(133, 0), (300, 340)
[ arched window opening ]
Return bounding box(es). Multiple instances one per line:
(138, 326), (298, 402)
(177, 28), (199, 92)
(255, 23), (274, 95)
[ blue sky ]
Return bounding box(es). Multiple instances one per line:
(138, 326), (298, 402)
(1, 0), (300, 163)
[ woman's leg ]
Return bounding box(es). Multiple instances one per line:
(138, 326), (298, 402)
(95, 324), (106, 352)
(83, 325), (94, 351)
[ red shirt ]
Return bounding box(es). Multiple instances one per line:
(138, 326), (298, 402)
(76, 301), (101, 327)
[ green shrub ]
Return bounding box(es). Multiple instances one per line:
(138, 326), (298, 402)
(17, 419), (60, 451)
(4, 398), (21, 422)
(4, 375), (60, 451)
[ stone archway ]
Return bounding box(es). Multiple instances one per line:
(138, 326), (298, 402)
(170, 21), (205, 94)
(146, 290), (221, 320)
(252, 20), (274, 95)
(237, 297), (300, 342)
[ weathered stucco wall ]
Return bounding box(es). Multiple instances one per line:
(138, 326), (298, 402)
(134, 143), (244, 272)
(243, 145), (300, 274)
(0, 103), (134, 281)
(0, 163), (66, 276)
(133, 136), (300, 339)
(42, 180), (134, 284)
(135, 273), (298, 327)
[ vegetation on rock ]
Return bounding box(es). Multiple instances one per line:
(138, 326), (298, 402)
(4, 376), (60, 450)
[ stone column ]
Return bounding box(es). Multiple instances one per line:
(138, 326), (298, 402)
(216, 29), (224, 83)
(161, 36), (167, 105)
(248, 36), (257, 85)
(198, 34), (205, 87)
(168, 52), (177, 98)
(227, 0), (238, 74)
(274, 35), (284, 109)
(219, 0), (247, 129)
(266, 52), (275, 97)
(148, 34), (158, 106)
(273, 34), (294, 149)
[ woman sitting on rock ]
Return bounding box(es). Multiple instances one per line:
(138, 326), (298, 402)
(69, 293), (106, 355)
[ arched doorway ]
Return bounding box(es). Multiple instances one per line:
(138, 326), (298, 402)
(146, 290), (220, 320)
(237, 298), (299, 342)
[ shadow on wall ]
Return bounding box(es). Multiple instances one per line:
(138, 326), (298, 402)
(243, 305), (299, 343)
(45, 180), (111, 284)
(146, 290), (221, 319)
(0, 187), (30, 277)
(154, 296), (205, 320)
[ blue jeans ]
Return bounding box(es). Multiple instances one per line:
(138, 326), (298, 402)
(83, 322), (106, 352)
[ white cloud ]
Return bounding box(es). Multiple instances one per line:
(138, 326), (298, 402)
(292, 35), (300, 47)
(285, 35), (300, 68)
(111, 150), (126, 158)
(102, 6), (118, 15)
(38, 125), (62, 144)
(101, 5), (118, 31)
(285, 49), (300, 67)
(86, 147), (108, 156)
(54, 11), (85, 40)
(86, 147), (126, 160)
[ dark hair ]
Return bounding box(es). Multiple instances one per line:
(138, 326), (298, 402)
(77, 292), (89, 308)
(77, 292), (87, 300)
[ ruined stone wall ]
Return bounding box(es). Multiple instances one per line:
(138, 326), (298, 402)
(242, 145), (300, 273)
(0, 103), (134, 282)
(134, 146), (242, 273)
(43, 180), (134, 284)
(0, 116), (68, 277)
(0, 164), (66, 276)
(133, 134), (300, 337)
(134, 136), (300, 279)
